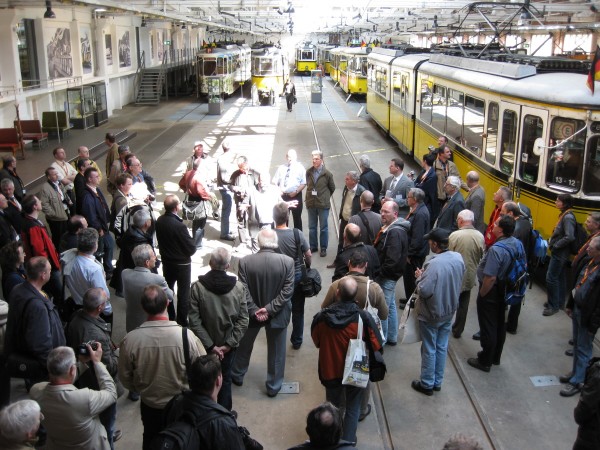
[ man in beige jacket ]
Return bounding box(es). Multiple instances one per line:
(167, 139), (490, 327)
(30, 345), (116, 450)
(118, 284), (206, 449)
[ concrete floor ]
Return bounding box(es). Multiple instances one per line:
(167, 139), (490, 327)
(10, 77), (595, 449)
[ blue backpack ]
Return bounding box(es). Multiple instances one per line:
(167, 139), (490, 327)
(494, 242), (529, 306)
(529, 229), (548, 269)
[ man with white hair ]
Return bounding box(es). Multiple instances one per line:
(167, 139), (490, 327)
(0, 399), (42, 448)
(272, 149), (306, 231)
(449, 210), (485, 339)
(30, 346), (117, 450)
(435, 176), (465, 232)
(231, 228), (295, 397)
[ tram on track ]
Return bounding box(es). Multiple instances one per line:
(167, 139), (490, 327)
(367, 47), (600, 238)
(330, 46), (370, 95)
(316, 43), (337, 75)
(196, 43), (251, 97)
(251, 44), (289, 105)
(295, 42), (317, 74)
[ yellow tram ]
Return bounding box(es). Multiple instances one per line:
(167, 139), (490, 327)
(295, 42), (317, 74)
(196, 43), (251, 97)
(331, 46), (370, 95)
(316, 43), (336, 75)
(367, 49), (600, 238)
(251, 44), (289, 105)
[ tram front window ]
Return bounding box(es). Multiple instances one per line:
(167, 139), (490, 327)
(583, 135), (600, 196)
(203, 60), (217, 76)
(545, 118), (585, 192)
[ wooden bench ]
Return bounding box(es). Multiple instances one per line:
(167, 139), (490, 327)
(0, 128), (25, 159)
(42, 111), (71, 138)
(14, 120), (48, 148)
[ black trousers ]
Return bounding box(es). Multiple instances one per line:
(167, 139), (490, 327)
(453, 289), (472, 337)
(476, 286), (506, 367)
(140, 401), (164, 450)
(337, 219), (348, 253)
(506, 302), (522, 333)
(162, 261), (192, 326)
(47, 219), (68, 252)
(403, 256), (425, 301)
(281, 192), (303, 231)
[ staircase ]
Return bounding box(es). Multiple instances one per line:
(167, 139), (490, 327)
(135, 69), (164, 105)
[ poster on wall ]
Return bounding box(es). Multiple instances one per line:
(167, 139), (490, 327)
(118, 29), (131, 68)
(156, 30), (164, 62)
(80, 25), (92, 74)
(105, 34), (113, 66)
(47, 27), (73, 79)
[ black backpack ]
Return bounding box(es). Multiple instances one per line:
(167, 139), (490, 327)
(151, 410), (202, 450)
(568, 212), (588, 255)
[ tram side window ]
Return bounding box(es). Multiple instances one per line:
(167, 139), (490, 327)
(360, 58), (368, 77)
(420, 79), (432, 125)
(391, 70), (401, 104)
(499, 109), (518, 175)
(400, 74), (409, 111)
(217, 58), (226, 75)
(376, 66), (387, 96)
(446, 88), (464, 151)
(431, 84), (447, 134)
(485, 102), (499, 165)
(546, 118), (586, 191)
(518, 115), (543, 184)
(463, 95), (484, 157)
(583, 135), (600, 196)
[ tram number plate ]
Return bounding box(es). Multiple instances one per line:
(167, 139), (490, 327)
(529, 375), (562, 387)
(553, 177), (577, 187)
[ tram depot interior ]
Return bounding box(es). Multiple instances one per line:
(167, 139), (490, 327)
(2, 0), (600, 449)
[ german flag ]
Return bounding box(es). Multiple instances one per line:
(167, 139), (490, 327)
(587, 45), (600, 94)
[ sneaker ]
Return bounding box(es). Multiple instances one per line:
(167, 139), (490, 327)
(411, 380), (433, 396)
(320, 249), (327, 257)
(113, 430), (123, 442)
(569, 339), (574, 345)
(560, 383), (582, 397)
(127, 391), (140, 401)
(565, 348), (574, 357)
(472, 331), (481, 341)
(358, 404), (372, 422)
(543, 308), (559, 316)
(220, 234), (236, 241)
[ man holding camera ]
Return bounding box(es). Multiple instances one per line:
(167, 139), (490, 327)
(30, 345), (117, 450)
(67, 288), (122, 447)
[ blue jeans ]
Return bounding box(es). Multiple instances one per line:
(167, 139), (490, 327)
(218, 349), (237, 410)
(99, 402), (117, 450)
(308, 207), (329, 251)
(377, 277), (398, 344)
(570, 306), (594, 385)
(546, 253), (568, 310)
(219, 188), (233, 236)
(418, 319), (452, 389)
(290, 274), (306, 347)
(325, 383), (363, 444)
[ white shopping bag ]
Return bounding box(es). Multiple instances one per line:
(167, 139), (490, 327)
(341, 315), (369, 388)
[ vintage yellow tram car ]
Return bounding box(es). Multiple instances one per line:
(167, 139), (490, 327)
(251, 44), (289, 105)
(196, 43), (251, 97)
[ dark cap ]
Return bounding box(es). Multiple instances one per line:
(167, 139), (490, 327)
(424, 227), (450, 244)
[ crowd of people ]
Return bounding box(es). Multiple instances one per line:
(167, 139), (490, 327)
(0, 132), (599, 450)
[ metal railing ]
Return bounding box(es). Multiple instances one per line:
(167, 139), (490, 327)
(0, 77), (82, 100)
(134, 50), (146, 98)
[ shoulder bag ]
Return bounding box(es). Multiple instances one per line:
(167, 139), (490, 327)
(181, 194), (208, 221)
(364, 280), (382, 336)
(360, 310), (387, 383)
(293, 229), (322, 297)
(399, 292), (422, 344)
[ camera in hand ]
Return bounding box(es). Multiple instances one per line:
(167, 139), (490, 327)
(78, 341), (99, 356)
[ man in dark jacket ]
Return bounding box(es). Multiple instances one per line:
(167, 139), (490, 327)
(334, 171), (365, 255)
(374, 201), (410, 346)
(67, 288), (122, 447)
(189, 247), (249, 412)
(163, 354), (246, 449)
(306, 150), (336, 257)
(435, 176), (465, 232)
(5, 257), (66, 383)
(572, 357), (600, 450)
(155, 194), (196, 325)
(559, 236), (600, 397)
(331, 223), (379, 282)
(288, 402), (354, 450)
(403, 188), (431, 304)
(80, 167), (114, 276)
(311, 277), (382, 445)
(348, 191), (381, 246)
(358, 155), (382, 213)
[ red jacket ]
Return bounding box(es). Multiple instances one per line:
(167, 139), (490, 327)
(311, 302), (382, 387)
(179, 170), (211, 200)
(21, 215), (60, 270)
(484, 206), (501, 248)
